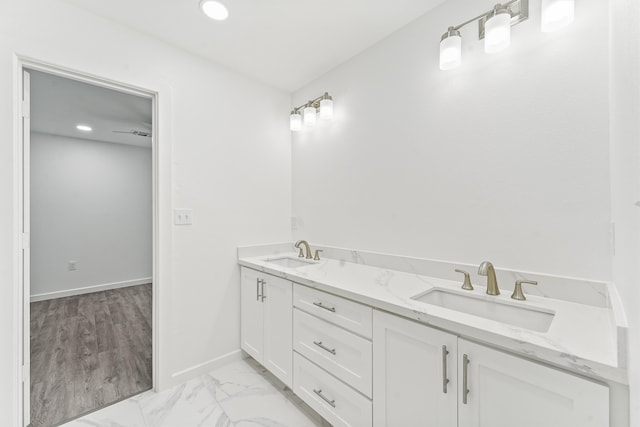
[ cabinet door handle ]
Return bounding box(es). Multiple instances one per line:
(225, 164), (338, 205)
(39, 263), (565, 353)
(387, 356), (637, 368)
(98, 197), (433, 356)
(442, 345), (450, 394)
(313, 341), (336, 355)
(256, 278), (266, 302)
(312, 301), (336, 312)
(462, 354), (470, 404)
(313, 389), (336, 408)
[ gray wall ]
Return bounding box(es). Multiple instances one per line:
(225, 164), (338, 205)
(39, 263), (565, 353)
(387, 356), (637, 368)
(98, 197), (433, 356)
(30, 132), (152, 299)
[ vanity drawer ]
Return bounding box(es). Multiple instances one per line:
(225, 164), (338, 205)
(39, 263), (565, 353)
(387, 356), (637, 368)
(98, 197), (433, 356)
(294, 352), (372, 427)
(293, 284), (373, 338)
(293, 308), (372, 397)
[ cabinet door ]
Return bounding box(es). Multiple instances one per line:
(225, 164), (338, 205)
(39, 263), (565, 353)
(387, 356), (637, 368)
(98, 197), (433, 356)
(263, 274), (293, 388)
(240, 267), (264, 362)
(373, 310), (457, 427)
(458, 339), (609, 427)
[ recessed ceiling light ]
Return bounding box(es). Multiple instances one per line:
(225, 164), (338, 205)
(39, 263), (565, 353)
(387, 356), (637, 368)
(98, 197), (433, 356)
(200, 0), (229, 21)
(76, 124), (92, 132)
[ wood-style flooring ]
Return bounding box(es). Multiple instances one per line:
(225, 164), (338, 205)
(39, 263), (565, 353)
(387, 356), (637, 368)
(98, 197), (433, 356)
(30, 284), (152, 427)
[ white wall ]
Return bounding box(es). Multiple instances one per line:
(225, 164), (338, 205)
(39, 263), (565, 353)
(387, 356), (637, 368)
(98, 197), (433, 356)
(610, 0), (640, 424)
(292, 0), (612, 281)
(30, 132), (152, 299)
(0, 1), (292, 424)
(292, 0), (640, 423)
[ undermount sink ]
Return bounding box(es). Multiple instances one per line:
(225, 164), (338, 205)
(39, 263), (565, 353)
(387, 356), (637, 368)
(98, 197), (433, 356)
(265, 256), (315, 269)
(411, 289), (555, 332)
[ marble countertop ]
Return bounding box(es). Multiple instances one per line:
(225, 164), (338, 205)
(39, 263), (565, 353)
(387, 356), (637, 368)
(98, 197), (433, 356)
(239, 251), (628, 385)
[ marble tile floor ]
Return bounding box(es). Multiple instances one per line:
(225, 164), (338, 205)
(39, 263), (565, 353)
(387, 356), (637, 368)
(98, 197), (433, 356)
(60, 356), (331, 427)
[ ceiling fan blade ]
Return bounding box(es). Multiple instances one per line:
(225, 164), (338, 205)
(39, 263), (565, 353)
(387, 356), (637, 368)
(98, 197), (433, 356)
(112, 129), (152, 137)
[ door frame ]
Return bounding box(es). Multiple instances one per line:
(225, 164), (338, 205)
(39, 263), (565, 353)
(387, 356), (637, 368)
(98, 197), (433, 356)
(13, 55), (163, 426)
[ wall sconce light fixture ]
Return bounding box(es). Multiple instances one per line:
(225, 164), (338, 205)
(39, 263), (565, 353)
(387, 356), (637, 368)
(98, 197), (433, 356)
(290, 92), (333, 132)
(439, 0), (574, 70)
(483, 4), (514, 54)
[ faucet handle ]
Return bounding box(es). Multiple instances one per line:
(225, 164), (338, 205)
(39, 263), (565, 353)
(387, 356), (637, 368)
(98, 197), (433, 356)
(313, 249), (323, 261)
(455, 269), (474, 291)
(511, 279), (538, 301)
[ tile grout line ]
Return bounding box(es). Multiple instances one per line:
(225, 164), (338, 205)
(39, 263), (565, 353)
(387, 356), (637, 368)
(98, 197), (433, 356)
(135, 395), (148, 427)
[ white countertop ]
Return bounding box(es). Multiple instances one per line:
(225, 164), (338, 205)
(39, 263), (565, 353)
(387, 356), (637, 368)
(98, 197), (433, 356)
(239, 251), (628, 384)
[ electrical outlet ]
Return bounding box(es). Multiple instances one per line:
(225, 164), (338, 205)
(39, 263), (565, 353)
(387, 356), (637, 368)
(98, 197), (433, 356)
(174, 208), (193, 225)
(68, 260), (77, 271)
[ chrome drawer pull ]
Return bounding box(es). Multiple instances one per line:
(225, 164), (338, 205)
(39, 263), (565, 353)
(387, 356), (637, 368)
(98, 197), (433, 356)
(312, 301), (336, 312)
(462, 354), (470, 404)
(313, 341), (337, 355)
(256, 278), (265, 302)
(442, 345), (450, 394)
(313, 389), (336, 408)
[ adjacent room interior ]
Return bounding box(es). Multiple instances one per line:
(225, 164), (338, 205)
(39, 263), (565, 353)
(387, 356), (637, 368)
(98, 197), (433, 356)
(27, 69), (153, 427)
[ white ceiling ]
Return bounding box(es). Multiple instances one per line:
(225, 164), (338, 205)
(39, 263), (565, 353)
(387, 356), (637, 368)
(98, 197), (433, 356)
(29, 69), (153, 148)
(61, 0), (447, 91)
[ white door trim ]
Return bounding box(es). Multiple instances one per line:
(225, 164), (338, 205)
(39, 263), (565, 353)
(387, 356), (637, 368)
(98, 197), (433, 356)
(20, 68), (31, 427)
(13, 55), (165, 427)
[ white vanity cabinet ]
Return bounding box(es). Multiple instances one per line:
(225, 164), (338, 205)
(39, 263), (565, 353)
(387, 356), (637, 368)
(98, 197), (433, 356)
(239, 261), (615, 427)
(373, 310), (610, 427)
(458, 339), (609, 427)
(373, 310), (458, 427)
(240, 267), (293, 387)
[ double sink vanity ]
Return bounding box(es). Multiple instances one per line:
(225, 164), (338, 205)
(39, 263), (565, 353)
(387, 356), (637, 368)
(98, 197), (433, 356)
(238, 242), (628, 427)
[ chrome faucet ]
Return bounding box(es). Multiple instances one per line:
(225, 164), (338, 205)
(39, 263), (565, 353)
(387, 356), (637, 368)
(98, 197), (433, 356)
(295, 240), (313, 259)
(478, 261), (499, 295)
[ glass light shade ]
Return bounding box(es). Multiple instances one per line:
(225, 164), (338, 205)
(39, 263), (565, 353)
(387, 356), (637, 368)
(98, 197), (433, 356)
(439, 33), (462, 70)
(303, 105), (317, 127)
(541, 0), (574, 32)
(290, 112), (302, 131)
(319, 98), (333, 120)
(200, 0), (229, 21)
(484, 11), (511, 54)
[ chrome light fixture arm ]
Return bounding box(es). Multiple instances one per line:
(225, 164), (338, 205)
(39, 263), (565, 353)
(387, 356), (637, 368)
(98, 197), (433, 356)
(291, 92), (332, 115)
(443, 0), (528, 39)
(439, 1), (528, 70)
(290, 92), (334, 131)
(437, 0), (578, 71)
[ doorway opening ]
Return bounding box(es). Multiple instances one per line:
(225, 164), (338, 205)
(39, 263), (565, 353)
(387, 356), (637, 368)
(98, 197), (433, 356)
(16, 60), (159, 427)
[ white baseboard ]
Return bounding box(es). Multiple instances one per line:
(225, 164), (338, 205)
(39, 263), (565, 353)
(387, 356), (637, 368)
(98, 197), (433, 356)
(30, 277), (152, 302)
(169, 349), (243, 385)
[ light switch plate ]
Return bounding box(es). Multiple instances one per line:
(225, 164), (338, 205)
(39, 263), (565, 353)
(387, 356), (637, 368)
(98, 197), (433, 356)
(174, 208), (193, 225)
